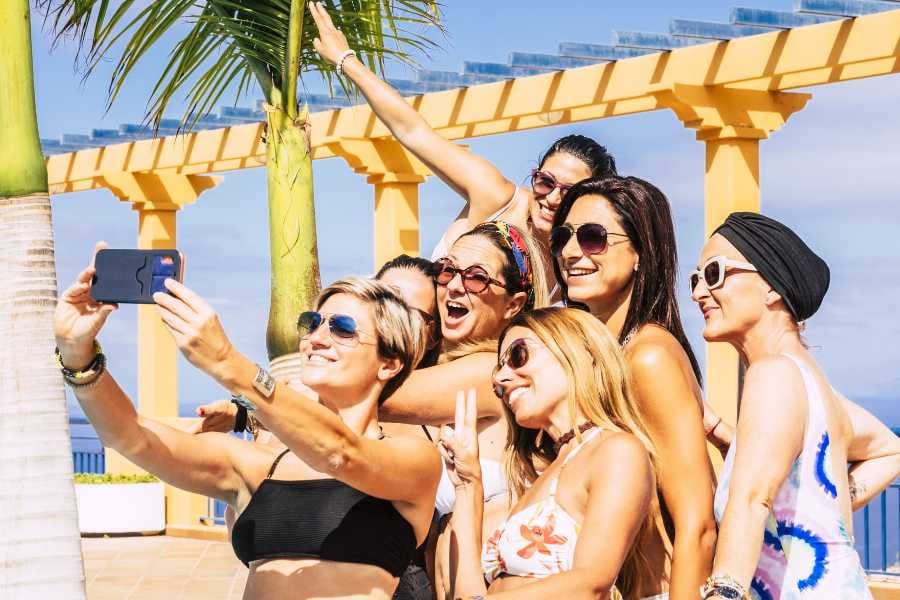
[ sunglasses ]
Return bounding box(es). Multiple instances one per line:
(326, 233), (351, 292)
(689, 256), (758, 292)
(492, 338), (534, 399)
(433, 258), (506, 294)
(531, 169), (574, 197)
(297, 311), (374, 346)
(550, 222), (630, 257)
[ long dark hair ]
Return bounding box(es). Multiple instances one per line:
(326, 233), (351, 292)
(375, 254), (442, 368)
(551, 176), (702, 385)
(538, 134), (617, 178)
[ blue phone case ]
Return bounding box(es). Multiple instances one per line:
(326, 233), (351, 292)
(91, 250), (183, 304)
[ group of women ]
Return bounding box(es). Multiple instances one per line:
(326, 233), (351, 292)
(55, 3), (899, 599)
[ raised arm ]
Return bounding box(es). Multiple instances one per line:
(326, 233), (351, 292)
(839, 392), (900, 509)
(310, 2), (516, 222)
(379, 351), (504, 426)
(712, 356), (807, 589)
(54, 251), (247, 503)
(153, 279), (441, 511)
(628, 339), (717, 600)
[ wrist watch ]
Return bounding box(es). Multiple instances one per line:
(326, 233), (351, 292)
(231, 364), (275, 412)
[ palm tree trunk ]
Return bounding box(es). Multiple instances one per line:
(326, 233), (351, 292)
(264, 106), (320, 380)
(0, 3), (86, 597)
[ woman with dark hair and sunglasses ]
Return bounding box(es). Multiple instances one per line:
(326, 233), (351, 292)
(379, 221), (549, 598)
(56, 243), (441, 600)
(691, 213), (898, 600)
(309, 3), (615, 278)
(550, 176), (716, 599)
(442, 308), (659, 600)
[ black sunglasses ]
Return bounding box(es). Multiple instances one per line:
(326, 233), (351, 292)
(433, 258), (506, 294)
(492, 338), (533, 399)
(550, 223), (630, 257)
(297, 311), (374, 346)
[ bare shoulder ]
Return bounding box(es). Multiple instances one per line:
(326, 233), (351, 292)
(585, 430), (651, 473)
(625, 324), (690, 374)
(741, 354), (807, 416)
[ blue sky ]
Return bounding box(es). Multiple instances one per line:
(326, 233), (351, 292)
(31, 1), (900, 425)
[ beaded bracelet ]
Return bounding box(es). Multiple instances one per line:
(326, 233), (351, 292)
(336, 49), (356, 76)
(56, 341), (106, 388)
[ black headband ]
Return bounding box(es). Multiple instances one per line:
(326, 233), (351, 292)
(713, 212), (830, 322)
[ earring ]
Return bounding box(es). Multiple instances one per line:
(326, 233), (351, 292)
(633, 262), (639, 272)
(535, 429), (545, 447)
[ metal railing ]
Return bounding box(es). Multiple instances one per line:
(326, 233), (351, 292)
(71, 416), (105, 474)
(855, 480), (899, 577)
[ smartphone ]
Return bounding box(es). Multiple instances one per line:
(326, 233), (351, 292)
(90, 249), (185, 304)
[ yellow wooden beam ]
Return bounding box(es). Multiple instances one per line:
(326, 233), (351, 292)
(45, 10), (899, 190)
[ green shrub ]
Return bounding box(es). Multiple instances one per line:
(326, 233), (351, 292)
(74, 473), (159, 484)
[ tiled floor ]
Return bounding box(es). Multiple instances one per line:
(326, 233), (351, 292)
(83, 536), (247, 600)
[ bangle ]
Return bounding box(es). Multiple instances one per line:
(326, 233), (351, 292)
(705, 416), (723, 439)
(701, 574), (749, 599)
(232, 401), (248, 433)
(336, 49), (356, 76)
(56, 341), (106, 388)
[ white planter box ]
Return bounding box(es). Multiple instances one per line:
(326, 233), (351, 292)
(75, 482), (165, 535)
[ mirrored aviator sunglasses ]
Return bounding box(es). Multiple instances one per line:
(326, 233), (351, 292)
(297, 311), (361, 345)
(550, 223), (613, 257)
(492, 338), (531, 398)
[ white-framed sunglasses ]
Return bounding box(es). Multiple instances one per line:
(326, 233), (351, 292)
(689, 256), (758, 292)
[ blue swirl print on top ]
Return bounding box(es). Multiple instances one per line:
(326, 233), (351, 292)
(776, 521), (828, 590)
(751, 577), (775, 600)
(814, 433), (837, 498)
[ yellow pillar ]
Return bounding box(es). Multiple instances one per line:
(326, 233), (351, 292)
(370, 173), (427, 268)
(325, 137), (442, 270)
(699, 128), (765, 429)
(652, 84), (810, 463)
(99, 172), (220, 418)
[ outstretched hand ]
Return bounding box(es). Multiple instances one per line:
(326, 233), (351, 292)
(153, 279), (234, 379)
(439, 389), (482, 488)
(55, 241), (118, 367)
(310, 1), (352, 65)
(190, 399), (238, 434)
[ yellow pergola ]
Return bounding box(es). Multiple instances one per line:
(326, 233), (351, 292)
(49, 10), (899, 538)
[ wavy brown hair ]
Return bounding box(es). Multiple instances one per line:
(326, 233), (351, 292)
(497, 307), (658, 599)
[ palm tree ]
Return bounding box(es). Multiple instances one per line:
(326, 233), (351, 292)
(43, 0), (443, 379)
(0, 2), (87, 597)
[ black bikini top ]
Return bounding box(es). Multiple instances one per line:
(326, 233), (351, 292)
(231, 449), (416, 577)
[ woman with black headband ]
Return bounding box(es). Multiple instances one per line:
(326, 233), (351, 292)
(691, 212), (885, 600)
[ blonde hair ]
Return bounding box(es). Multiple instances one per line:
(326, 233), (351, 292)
(316, 277), (427, 403)
(498, 307), (657, 599)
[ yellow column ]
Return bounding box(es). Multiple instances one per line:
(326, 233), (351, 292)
(326, 137), (440, 270)
(699, 127), (765, 429)
(370, 173), (427, 267)
(653, 85), (810, 464)
(135, 203), (180, 417)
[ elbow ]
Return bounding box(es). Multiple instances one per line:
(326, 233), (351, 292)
(310, 434), (355, 476)
(723, 487), (774, 526)
(677, 515), (718, 556)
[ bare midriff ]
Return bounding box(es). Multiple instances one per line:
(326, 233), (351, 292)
(243, 558), (398, 600)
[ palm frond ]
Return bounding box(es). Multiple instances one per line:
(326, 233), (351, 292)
(37, 0), (444, 132)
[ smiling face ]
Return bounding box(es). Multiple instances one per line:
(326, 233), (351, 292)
(529, 152), (593, 233)
(299, 293), (388, 401)
(437, 234), (526, 345)
(556, 194), (639, 315)
(692, 234), (771, 343)
(492, 326), (569, 430)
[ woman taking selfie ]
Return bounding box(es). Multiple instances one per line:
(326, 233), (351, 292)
(442, 308), (658, 599)
(56, 243), (441, 599)
(551, 176), (717, 598)
(691, 213), (881, 600)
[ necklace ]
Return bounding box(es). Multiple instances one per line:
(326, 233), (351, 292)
(620, 326), (638, 349)
(553, 422), (596, 454)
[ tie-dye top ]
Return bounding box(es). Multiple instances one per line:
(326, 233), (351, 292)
(714, 354), (871, 600)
